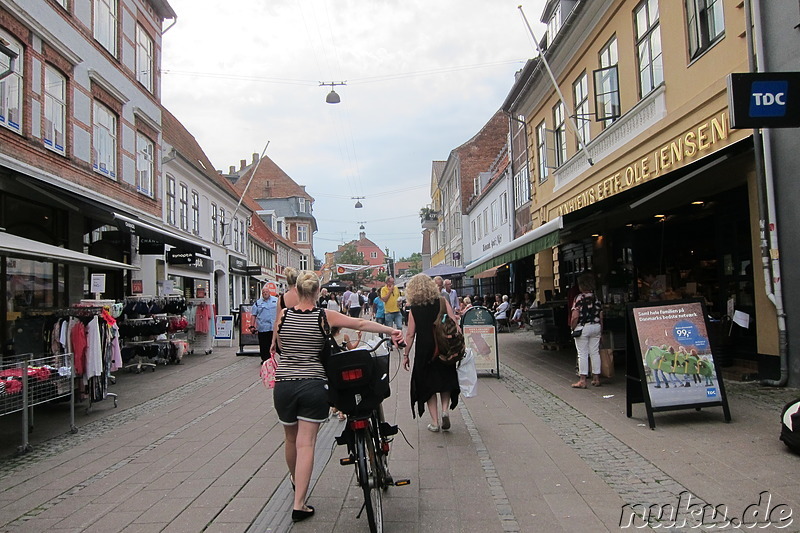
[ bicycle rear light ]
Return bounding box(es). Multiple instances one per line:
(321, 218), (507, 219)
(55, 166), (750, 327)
(341, 368), (364, 381)
(349, 419), (369, 430)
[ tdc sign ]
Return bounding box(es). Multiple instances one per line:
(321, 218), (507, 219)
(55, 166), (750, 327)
(728, 72), (800, 128)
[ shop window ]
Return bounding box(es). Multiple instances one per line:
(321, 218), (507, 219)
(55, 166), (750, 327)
(634, 0), (663, 98)
(92, 101), (117, 179)
(686, 0), (724, 60)
(0, 31), (23, 134)
(94, 0), (118, 57)
(44, 66), (67, 155)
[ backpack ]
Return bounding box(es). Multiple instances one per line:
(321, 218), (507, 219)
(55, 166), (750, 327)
(432, 296), (465, 364)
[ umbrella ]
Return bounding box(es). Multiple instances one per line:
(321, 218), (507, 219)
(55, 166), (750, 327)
(321, 280), (350, 292)
(421, 264), (466, 278)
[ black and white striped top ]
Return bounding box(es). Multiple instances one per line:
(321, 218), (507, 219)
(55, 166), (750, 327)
(275, 308), (327, 381)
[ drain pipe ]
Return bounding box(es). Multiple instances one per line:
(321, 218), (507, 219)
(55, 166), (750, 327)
(745, 0), (789, 386)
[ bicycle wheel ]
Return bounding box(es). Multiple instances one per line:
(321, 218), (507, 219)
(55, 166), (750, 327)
(356, 430), (383, 533)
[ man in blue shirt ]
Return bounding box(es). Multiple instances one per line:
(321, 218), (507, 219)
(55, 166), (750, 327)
(251, 284), (278, 361)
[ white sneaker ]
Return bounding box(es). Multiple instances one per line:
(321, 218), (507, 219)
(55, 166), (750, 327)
(427, 423), (440, 432)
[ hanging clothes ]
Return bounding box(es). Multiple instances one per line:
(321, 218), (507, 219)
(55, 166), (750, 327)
(70, 318), (87, 377)
(195, 303), (212, 334)
(85, 316), (103, 382)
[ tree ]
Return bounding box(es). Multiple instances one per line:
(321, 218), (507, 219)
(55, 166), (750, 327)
(400, 252), (422, 276)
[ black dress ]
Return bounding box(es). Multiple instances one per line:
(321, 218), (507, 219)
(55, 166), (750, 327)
(409, 300), (460, 418)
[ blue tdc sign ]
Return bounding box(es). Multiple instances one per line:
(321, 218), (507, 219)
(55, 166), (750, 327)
(728, 72), (800, 128)
(706, 388), (718, 398)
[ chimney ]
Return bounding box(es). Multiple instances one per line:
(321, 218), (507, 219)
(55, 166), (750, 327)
(240, 159), (247, 170)
(359, 231), (366, 240)
(229, 165), (235, 174)
(252, 153), (259, 164)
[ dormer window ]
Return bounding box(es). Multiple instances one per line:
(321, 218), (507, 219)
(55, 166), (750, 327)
(298, 197), (306, 213)
(547, 4), (562, 44)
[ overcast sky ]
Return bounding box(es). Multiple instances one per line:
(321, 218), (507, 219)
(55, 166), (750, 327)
(161, 0), (547, 260)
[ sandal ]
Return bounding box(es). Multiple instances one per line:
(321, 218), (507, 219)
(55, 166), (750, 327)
(427, 423), (440, 432)
(571, 381), (587, 389)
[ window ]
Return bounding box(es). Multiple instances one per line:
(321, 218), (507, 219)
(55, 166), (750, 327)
(166, 177), (176, 225)
(298, 197), (306, 213)
(211, 204), (218, 242)
(233, 217), (239, 250)
(473, 176), (480, 197)
(93, 102), (117, 178)
(136, 133), (154, 196)
(500, 192), (509, 223)
(573, 72), (590, 148)
(483, 208), (489, 235)
(220, 208), (226, 243)
(471, 220), (477, 243)
(55, 0), (68, 8)
(135, 25), (153, 92)
(476, 215), (482, 239)
(634, 0), (663, 97)
(513, 167), (531, 209)
(595, 36), (620, 125)
(192, 191), (200, 235)
(536, 122), (548, 183)
(44, 66), (66, 154)
(179, 184), (188, 231)
(94, 0), (118, 56)
(299, 254), (308, 270)
(239, 219), (245, 252)
(297, 224), (308, 243)
(0, 31), (23, 133)
(370, 251), (378, 259)
(547, 3), (562, 45)
(553, 101), (567, 167)
(686, 0), (724, 59)
(491, 200), (498, 230)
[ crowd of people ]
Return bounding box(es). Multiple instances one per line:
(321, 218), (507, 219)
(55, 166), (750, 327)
(251, 269), (598, 523)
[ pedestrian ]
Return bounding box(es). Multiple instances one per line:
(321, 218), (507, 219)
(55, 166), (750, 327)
(348, 289), (362, 317)
(325, 293), (340, 312)
(273, 271), (403, 523)
(341, 286), (352, 315)
(317, 288), (328, 308)
(570, 272), (603, 388)
(367, 287), (378, 318)
(251, 284), (278, 362)
(442, 278), (458, 314)
(461, 296), (473, 314)
(381, 276), (403, 331)
(374, 292), (385, 325)
(270, 267), (299, 357)
(401, 273), (461, 432)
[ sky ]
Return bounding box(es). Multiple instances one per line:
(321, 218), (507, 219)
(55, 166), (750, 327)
(160, 0), (547, 261)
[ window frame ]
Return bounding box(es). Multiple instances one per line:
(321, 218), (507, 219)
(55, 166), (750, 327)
(500, 192), (509, 223)
(513, 166), (531, 209)
(573, 71), (591, 149)
(211, 203), (218, 243)
(536, 121), (549, 183)
(595, 36), (620, 126)
(552, 101), (567, 168)
(166, 176), (176, 226)
(0, 31), (23, 134)
(93, 0), (118, 57)
(686, 0), (725, 60)
(179, 184), (189, 231)
(634, 0), (663, 98)
(298, 197), (306, 213)
(191, 191), (200, 235)
(297, 223), (309, 243)
(136, 132), (154, 197)
(92, 101), (117, 179)
(44, 65), (67, 155)
(135, 25), (154, 92)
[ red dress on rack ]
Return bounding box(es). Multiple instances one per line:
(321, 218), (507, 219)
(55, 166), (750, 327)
(195, 303), (211, 334)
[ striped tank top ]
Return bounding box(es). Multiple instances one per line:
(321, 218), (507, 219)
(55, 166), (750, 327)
(274, 308), (327, 381)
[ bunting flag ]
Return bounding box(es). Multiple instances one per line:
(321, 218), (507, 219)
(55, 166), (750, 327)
(335, 263), (389, 275)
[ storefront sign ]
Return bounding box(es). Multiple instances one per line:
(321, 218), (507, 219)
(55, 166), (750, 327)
(131, 279), (143, 294)
(626, 300), (731, 429)
(167, 250), (196, 264)
(229, 256), (248, 275)
(215, 315), (234, 342)
(90, 273), (106, 294)
(728, 72), (800, 128)
(461, 306), (499, 375)
(237, 304), (260, 354)
(139, 238), (165, 255)
(557, 112), (730, 216)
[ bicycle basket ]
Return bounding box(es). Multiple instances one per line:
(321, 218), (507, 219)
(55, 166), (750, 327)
(326, 348), (390, 416)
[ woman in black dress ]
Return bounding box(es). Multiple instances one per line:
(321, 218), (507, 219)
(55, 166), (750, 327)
(402, 274), (461, 432)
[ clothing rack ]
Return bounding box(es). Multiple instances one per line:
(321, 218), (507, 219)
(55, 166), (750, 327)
(66, 304), (119, 413)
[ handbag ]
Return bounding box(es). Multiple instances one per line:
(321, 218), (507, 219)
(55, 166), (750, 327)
(260, 358), (278, 389)
(318, 309), (342, 369)
(571, 327), (583, 338)
(457, 348), (478, 398)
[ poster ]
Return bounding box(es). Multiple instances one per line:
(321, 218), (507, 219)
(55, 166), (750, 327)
(215, 315), (234, 340)
(630, 300), (723, 409)
(238, 304), (259, 347)
(461, 306), (499, 375)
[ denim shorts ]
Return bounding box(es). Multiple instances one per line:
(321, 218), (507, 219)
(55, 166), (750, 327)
(273, 379), (330, 425)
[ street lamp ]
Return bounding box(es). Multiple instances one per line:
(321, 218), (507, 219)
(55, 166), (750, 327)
(319, 81), (346, 104)
(352, 196), (365, 208)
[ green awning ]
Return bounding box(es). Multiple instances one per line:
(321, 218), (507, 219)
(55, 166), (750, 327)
(465, 217), (562, 277)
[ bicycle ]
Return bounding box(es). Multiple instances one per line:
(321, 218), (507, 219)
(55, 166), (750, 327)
(326, 336), (411, 533)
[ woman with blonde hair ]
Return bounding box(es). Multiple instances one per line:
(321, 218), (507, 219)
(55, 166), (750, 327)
(273, 271), (403, 522)
(270, 267), (299, 357)
(401, 273), (461, 432)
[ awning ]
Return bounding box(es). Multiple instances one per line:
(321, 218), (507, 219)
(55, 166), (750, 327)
(472, 263), (507, 279)
(0, 232), (137, 270)
(114, 213), (211, 256)
(465, 217), (563, 277)
(421, 263), (466, 278)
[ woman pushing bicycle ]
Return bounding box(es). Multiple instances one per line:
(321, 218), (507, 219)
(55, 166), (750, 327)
(272, 271), (403, 522)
